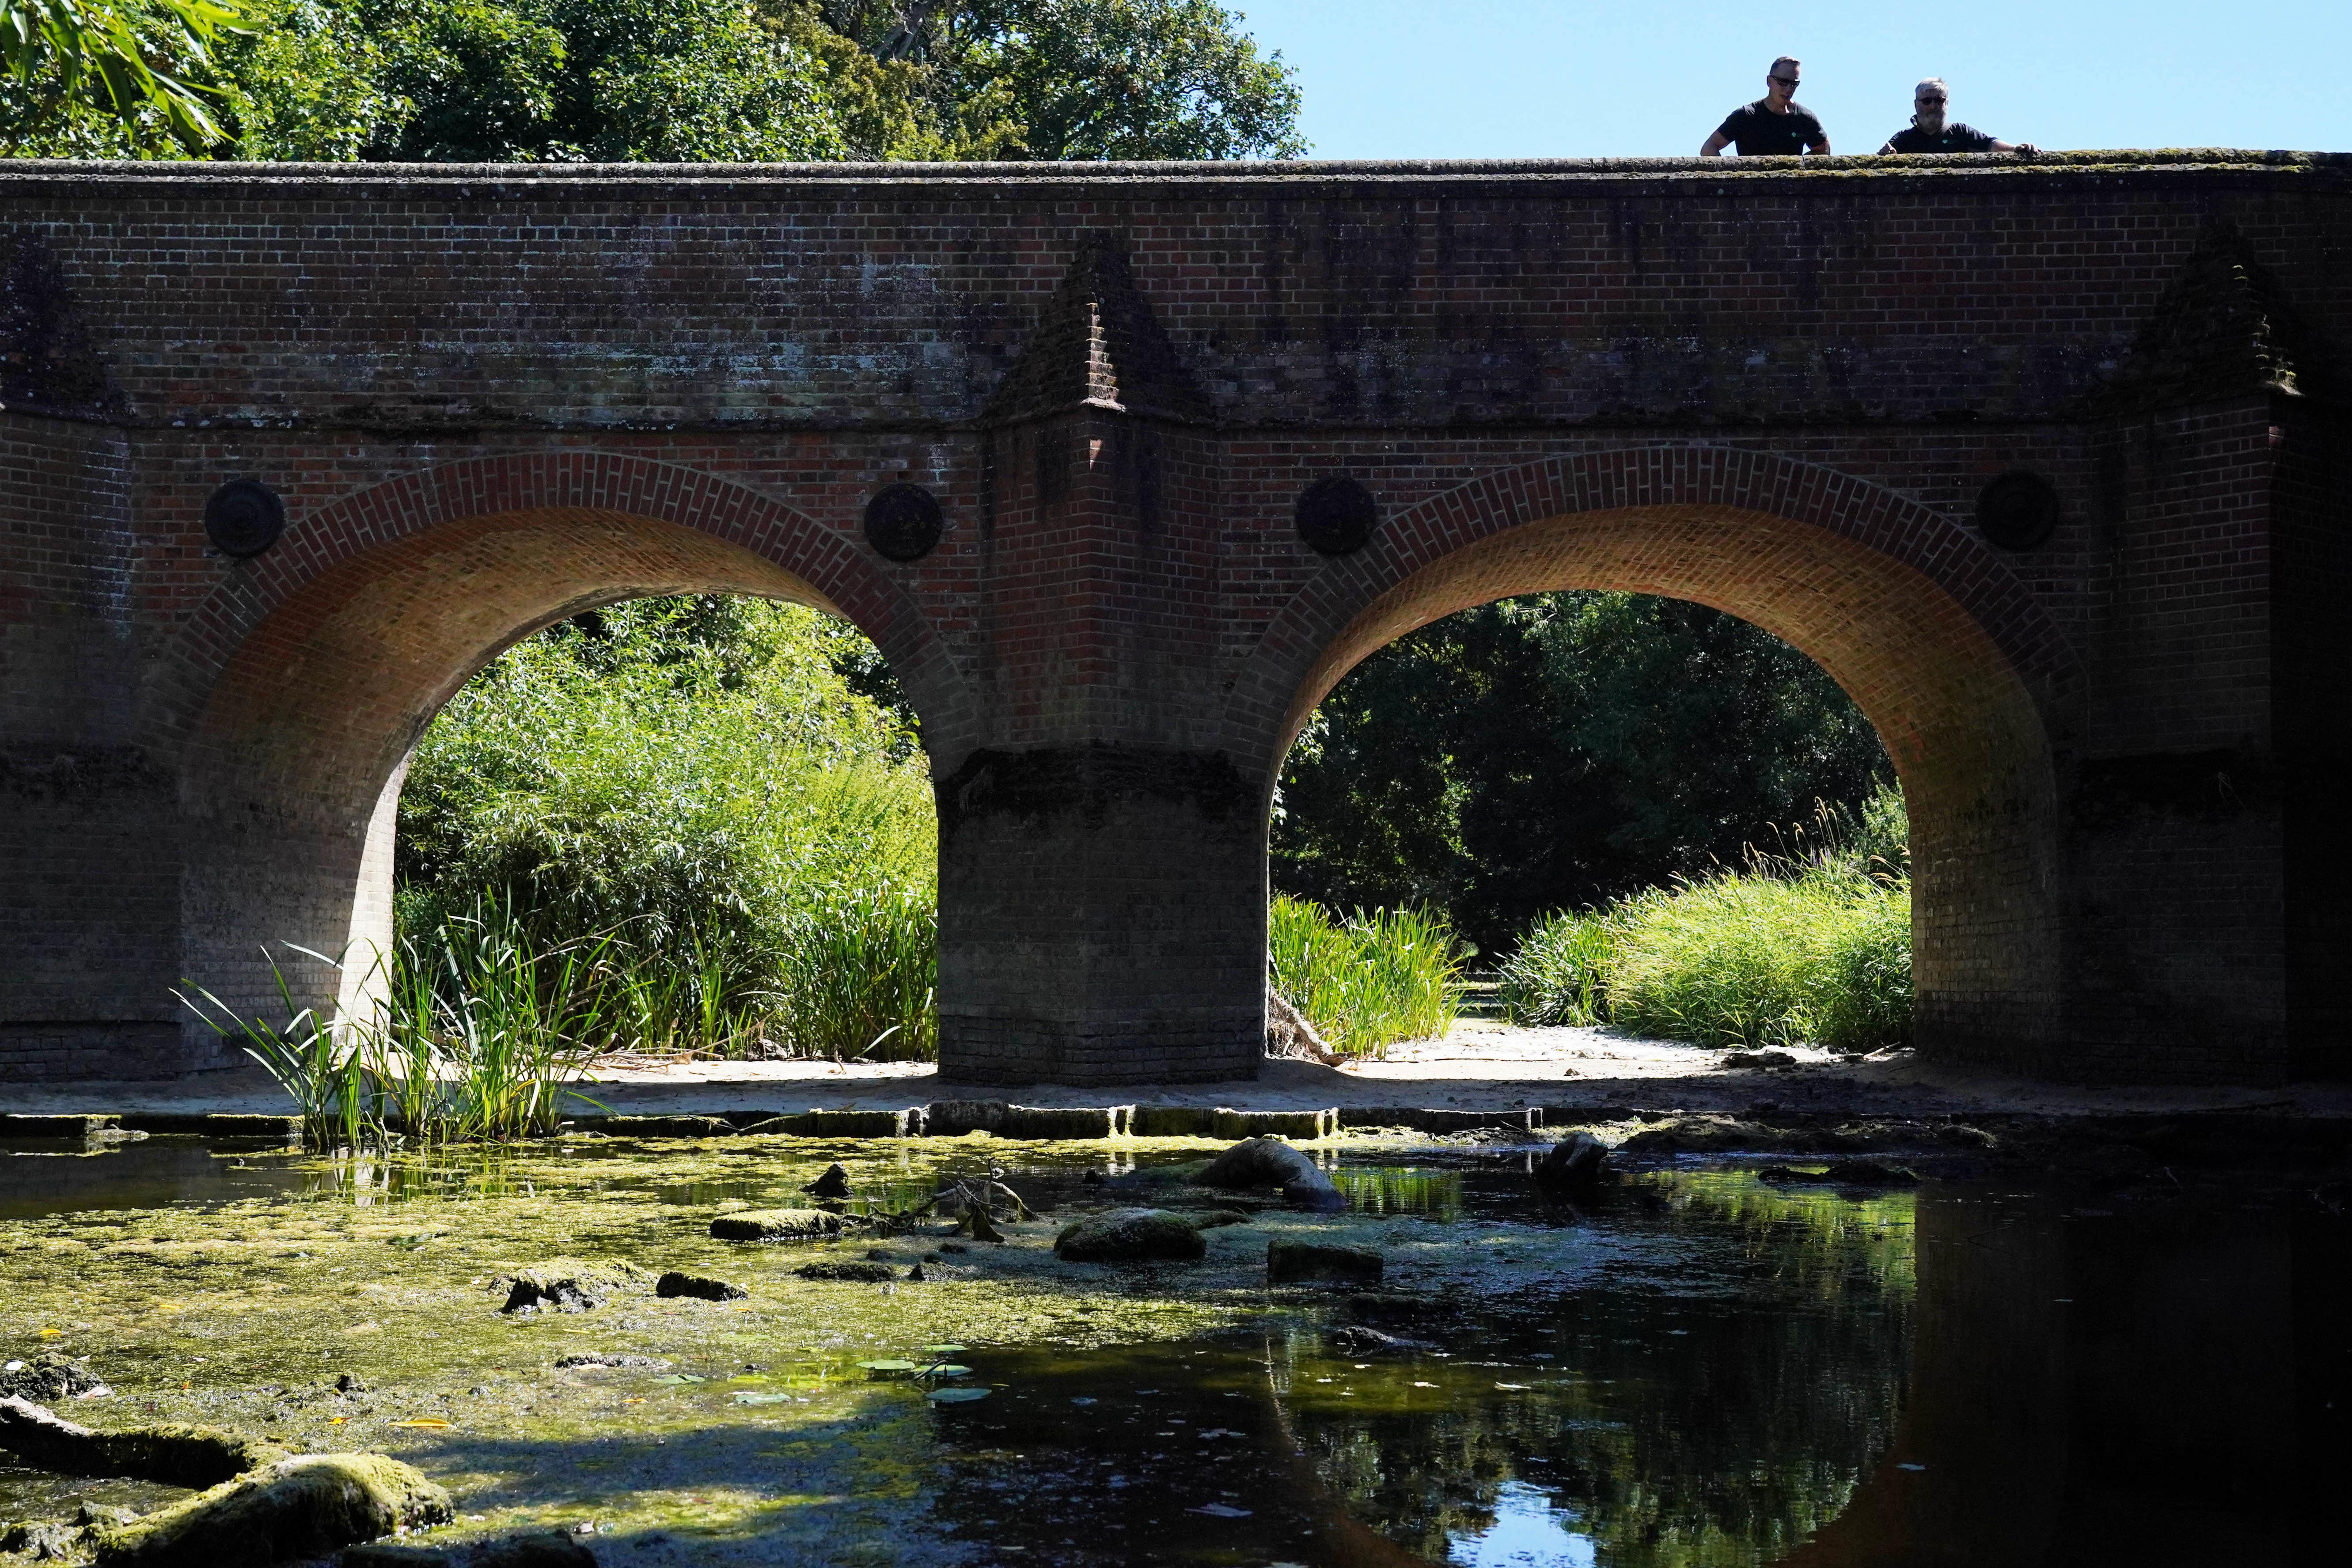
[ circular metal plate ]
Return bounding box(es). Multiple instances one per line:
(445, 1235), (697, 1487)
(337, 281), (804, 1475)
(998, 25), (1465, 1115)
(863, 482), (944, 562)
(1975, 471), (2061, 551)
(1295, 476), (1378, 556)
(203, 478), (285, 558)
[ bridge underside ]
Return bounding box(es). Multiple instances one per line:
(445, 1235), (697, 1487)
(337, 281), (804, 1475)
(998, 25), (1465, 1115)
(3, 155), (2346, 1086)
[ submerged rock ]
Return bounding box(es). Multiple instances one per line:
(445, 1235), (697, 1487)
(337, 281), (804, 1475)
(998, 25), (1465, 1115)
(1053, 1210), (1209, 1263)
(1759, 1160), (1920, 1188)
(0, 1397), (286, 1486)
(1266, 1238), (1383, 1287)
(1533, 1132), (1611, 1191)
(654, 1271), (748, 1302)
(793, 1260), (897, 1282)
(708, 1209), (845, 1243)
(470, 1531), (598, 1567)
(1190, 1209), (1253, 1230)
(338, 1543), (455, 1567)
(551, 1354), (668, 1371)
(0, 1352), (105, 1402)
(88, 1452), (451, 1566)
(801, 1163), (852, 1200)
(1615, 1118), (1786, 1156)
(1194, 1137), (1347, 1209)
(497, 1260), (647, 1315)
(1328, 1323), (1431, 1354)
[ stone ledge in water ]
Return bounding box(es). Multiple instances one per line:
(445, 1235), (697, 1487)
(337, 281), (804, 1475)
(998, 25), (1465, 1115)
(794, 1260), (898, 1282)
(709, 1209), (844, 1242)
(118, 1112), (303, 1138)
(0, 1396), (287, 1486)
(1054, 1210), (1209, 1263)
(496, 1260), (649, 1315)
(89, 1453), (451, 1566)
(1267, 1238), (1384, 1287)
(654, 1271), (748, 1301)
(922, 1102), (1123, 1139)
(0, 1350), (108, 1402)
(1759, 1159), (1920, 1187)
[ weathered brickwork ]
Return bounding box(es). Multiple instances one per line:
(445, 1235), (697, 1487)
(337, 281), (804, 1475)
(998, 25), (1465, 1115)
(3, 153), (2346, 1085)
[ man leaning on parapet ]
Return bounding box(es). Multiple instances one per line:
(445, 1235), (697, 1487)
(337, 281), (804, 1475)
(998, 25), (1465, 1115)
(1700, 56), (1829, 156)
(1879, 79), (2038, 155)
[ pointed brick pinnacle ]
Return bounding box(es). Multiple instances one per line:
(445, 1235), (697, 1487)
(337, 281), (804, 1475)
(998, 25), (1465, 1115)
(983, 232), (1209, 425)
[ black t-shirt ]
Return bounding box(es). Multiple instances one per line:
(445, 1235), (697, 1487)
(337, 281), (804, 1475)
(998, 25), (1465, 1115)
(1715, 100), (1825, 156)
(1884, 122), (1997, 154)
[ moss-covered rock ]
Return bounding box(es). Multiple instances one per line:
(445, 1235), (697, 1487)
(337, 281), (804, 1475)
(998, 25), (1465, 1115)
(1194, 1137), (1347, 1209)
(90, 1453), (451, 1566)
(1053, 1210), (1208, 1263)
(496, 1259), (648, 1315)
(1267, 1238), (1383, 1287)
(794, 1260), (897, 1282)
(708, 1208), (845, 1242)
(0, 1350), (106, 1401)
(653, 1271), (747, 1301)
(1533, 1132), (1611, 1190)
(0, 1396), (287, 1486)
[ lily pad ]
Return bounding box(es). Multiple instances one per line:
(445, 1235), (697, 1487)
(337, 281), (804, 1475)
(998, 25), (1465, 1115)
(653, 1373), (708, 1385)
(922, 1365), (972, 1378)
(925, 1386), (990, 1404)
(921, 1344), (964, 1356)
(858, 1359), (920, 1378)
(732, 1391), (795, 1405)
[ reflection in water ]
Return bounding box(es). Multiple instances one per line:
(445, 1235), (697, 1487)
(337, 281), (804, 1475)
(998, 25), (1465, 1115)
(1449, 1483), (1596, 1568)
(0, 1135), (2336, 1565)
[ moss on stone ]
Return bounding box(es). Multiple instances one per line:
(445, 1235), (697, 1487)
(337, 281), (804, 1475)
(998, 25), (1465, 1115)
(89, 1452), (450, 1565)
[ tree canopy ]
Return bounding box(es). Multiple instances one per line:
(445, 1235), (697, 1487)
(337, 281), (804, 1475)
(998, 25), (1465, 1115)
(0, 0), (1305, 160)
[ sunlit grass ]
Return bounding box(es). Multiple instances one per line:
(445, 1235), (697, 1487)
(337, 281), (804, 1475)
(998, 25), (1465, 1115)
(1268, 895), (1468, 1059)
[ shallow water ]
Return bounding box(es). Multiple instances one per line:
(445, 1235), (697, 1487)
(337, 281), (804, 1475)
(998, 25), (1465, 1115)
(0, 1131), (2336, 1565)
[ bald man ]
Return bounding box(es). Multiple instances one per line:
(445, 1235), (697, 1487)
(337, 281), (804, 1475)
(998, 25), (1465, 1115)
(1701, 56), (1830, 156)
(1880, 79), (2038, 155)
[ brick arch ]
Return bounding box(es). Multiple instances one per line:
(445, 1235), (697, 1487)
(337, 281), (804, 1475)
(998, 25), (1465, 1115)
(168, 453), (973, 1054)
(1226, 447), (2085, 1065)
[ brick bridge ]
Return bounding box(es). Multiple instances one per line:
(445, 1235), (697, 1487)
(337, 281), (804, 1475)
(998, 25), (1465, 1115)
(4, 153), (2345, 1087)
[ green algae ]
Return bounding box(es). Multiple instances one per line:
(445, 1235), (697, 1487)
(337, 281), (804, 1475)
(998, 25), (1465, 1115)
(0, 1131), (1927, 1564)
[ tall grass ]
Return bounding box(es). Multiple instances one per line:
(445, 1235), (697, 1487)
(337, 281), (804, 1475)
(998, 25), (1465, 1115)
(1496, 784), (1912, 1053)
(398, 598), (940, 1061)
(1269, 895), (1468, 1059)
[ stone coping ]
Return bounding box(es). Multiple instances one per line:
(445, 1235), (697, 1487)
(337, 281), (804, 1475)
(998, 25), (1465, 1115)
(4, 148), (2344, 197)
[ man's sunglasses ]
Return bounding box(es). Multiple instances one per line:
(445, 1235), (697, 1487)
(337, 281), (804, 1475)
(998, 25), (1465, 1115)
(1915, 95), (1947, 105)
(1769, 76), (1799, 87)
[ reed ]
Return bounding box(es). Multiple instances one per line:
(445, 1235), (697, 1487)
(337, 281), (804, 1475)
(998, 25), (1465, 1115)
(1268, 895), (1468, 1059)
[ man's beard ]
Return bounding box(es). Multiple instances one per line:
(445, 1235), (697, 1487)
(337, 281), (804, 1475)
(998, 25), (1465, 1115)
(1916, 111), (1947, 134)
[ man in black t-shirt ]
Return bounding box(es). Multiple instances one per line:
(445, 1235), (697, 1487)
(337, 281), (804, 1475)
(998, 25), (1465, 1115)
(1879, 79), (2037, 155)
(1700, 56), (1830, 156)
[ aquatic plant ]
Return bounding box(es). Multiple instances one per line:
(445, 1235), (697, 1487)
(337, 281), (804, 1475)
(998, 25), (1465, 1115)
(1268, 895), (1468, 1058)
(1498, 784), (1912, 1052)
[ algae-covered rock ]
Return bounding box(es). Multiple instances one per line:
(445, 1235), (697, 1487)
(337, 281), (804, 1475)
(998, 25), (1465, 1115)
(0, 1519), (78, 1557)
(708, 1209), (844, 1242)
(0, 1396), (286, 1486)
(1267, 1238), (1383, 1286)
(470, 1530), (598, 1566)
(497, 1260), (648, 1315)
(654, 1271), (747, 1302)
(1053, 1210), (1208, 1263)
(801, 1162), (852, 1199)
(1615, 1118), (1785, 1156)
(551, 1354), (667, 1371)
(793, 1260), (897, 1283)
(1533, 1132), (1611, 1191)
(0, 1351), (106, 1402)
(1194, 1137), (1347, 1209)
(90, 1453), (451, 1566)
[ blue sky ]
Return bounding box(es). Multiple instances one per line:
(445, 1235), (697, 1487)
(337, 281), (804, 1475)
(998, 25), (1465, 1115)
(1233, 2), (2349, 160)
